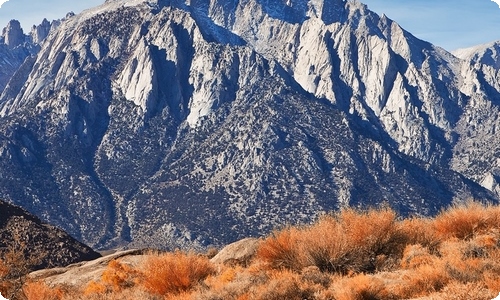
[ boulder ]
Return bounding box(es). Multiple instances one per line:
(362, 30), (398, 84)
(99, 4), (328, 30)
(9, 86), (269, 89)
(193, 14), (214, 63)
(211, 238), (260, 266)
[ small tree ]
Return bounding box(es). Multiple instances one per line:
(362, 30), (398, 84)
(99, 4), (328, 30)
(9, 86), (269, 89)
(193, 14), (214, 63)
(0, 231), (44, 300)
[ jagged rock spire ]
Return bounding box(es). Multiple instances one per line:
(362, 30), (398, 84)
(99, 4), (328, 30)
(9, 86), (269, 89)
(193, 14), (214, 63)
(3, 19), (24, 48)
(30, 18), (51, 44)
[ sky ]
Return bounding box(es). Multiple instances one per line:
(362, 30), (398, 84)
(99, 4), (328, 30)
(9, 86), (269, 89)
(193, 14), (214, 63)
(0, 0), (102, 31)
(362, 0), (500, 51)
(0, 0), (499, 51)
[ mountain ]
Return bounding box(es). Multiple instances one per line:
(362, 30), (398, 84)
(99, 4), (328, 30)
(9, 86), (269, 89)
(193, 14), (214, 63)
(0, 199), (101, 270)
(0, 0), (499, 250)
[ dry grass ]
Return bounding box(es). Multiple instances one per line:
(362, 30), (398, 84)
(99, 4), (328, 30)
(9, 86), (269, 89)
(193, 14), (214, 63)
(14, 201), (500, 300)
(428, 281), (496, 300)
(329, 273), (392, 300)
(393, 261), (450, 298)
(23, 281), (65, 300)
(258, 207), (399, 274)
(433, 201), (500, 240)
(256, 227), (303, 271)
(141, 251), (215, 296)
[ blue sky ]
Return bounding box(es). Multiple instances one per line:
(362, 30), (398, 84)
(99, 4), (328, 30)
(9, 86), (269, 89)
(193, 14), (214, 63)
(0, 0), (499, 51)
(362, 0), (500, 50)
(0, 0), (102, 31)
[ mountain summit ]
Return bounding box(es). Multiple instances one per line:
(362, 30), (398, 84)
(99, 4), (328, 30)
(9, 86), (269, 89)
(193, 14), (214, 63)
(0, 0), (499, 249)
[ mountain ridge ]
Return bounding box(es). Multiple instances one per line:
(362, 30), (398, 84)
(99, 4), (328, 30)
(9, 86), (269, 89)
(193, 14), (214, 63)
(0, 0), (499, 250)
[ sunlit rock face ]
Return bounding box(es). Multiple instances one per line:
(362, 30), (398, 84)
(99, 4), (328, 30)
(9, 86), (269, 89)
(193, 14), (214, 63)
(0, 0), (499, 250)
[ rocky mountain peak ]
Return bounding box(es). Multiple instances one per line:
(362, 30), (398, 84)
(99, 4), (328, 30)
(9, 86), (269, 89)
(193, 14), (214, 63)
(30, 18), (51, 44)
(3, 19), (24, 48)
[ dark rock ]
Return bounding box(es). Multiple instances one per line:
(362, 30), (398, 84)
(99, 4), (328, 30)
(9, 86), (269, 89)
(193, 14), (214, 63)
(0, 200), (101, 270)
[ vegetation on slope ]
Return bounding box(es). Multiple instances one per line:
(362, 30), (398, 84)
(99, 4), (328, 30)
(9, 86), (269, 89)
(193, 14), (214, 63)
(4, 201), (500, 299)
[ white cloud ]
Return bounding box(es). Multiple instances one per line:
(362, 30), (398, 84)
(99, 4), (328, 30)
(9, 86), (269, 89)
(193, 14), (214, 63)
(492, 0), (500, 8)
(0, 0), (8, 8)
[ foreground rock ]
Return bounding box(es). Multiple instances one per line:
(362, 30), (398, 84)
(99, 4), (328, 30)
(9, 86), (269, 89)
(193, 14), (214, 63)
(28, 249), (146, 289)
(211, 238), (260, 266)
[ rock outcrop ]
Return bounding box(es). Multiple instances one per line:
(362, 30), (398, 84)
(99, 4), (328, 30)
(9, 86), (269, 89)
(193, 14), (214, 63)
(0, 200), (101, 270)
(28, 249), (144, 289)
(211, 238), (260, 266)
(3, 20), (24, 48)
(30, 18), (51, 44)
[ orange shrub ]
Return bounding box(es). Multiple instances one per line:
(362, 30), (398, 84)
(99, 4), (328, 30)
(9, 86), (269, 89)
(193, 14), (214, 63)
(302, 215), (347, 273)
(0, 261), (10, 296)
(433, 201), (500, 240)
(393, 262), (450, 298)
(0, 261), (8, 278)
(398, 217), (440, 251)
(484, 271), (500, 293)
(332, 208), (398, 272)
(203, 265), (243, 293)
(258, 207), (400, 274)
(84, 280), (107, 296)
(434, 281), (495, 300)
(439, 239), (488, 283)
(330, 273), (391, 300)
(23, 281), (64, 300)
(257, 227), (303, 271)
(101, 260), (139, 292)
(250, 269), (312, 300)
(141, 251), (215, 295)
(400, 244), (436, 269)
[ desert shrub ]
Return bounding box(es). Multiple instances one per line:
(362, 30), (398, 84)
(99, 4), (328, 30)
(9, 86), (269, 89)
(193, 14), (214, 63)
(83, 281), (107, 296)
(400, 244), (436, 269)
(0, 260), (11, 296)
(433, 201), (500, 240)
(0, 232), (44, 300)
(330, 273), (392, 300)
(141, 251), (215, 296)
(484, 271), (500, 293)
(439, 239), (489, 283)
(201, 265), (246, 299)
(101, 260), (140, 292)
(258, 207), (400, 274)
(393, 262), (450, 298)
(257, 227), (303, 271)
(326, 208), (399, 273)
(397, 217), (440, 251)
(74, 288), (157, 300)
(249, 269), (314, 300)
(23, 281), (65, 300)
(300, 266), (331, 287)
(83, 259), (141, 296)
(432, 281), (495, 300)
(301, 215), (346, 273)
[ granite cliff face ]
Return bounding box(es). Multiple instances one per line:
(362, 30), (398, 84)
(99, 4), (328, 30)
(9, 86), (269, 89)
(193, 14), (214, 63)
(0, 0), (499, 249)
